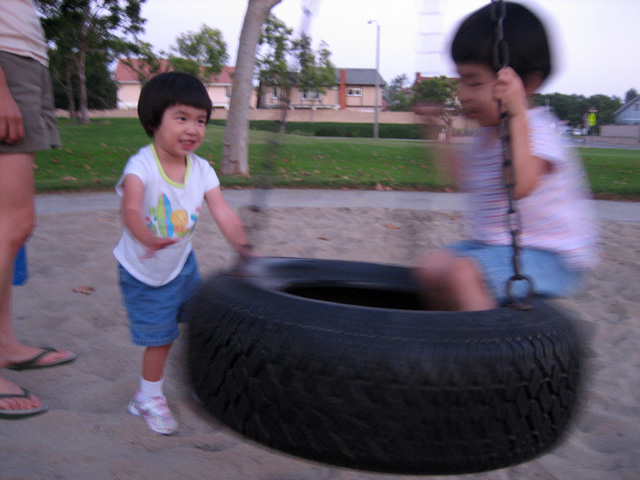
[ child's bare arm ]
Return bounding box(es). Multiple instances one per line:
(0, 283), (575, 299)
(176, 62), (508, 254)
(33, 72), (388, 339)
(204, 186), (253, 258)
(493, 67), (550, 199)
(121, 174), (176, 252)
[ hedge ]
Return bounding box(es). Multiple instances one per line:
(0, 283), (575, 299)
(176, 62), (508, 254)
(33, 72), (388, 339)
(209, 119), (441, 140)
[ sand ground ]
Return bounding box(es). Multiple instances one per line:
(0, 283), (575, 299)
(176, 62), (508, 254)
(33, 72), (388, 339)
(1, 193), (639, 480)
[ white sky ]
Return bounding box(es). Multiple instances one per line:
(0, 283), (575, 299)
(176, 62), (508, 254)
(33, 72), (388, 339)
(139, 0), (640, 99)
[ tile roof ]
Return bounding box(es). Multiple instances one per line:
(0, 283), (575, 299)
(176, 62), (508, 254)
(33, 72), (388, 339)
(114, 59), (234, 85)
(338, 68), (386, 87)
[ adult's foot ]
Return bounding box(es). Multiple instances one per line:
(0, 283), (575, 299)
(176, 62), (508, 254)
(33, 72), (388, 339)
(2, 345), (75, 371)
(0, 375), (47, 419)
(5, 347), (76, 371)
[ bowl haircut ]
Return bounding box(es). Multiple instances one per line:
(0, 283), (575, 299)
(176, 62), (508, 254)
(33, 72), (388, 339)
(451, 2), (552, 84)
(138, 72), (213, 137)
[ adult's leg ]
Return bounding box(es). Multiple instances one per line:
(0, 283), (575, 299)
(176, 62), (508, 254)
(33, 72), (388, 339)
(0, 153), (72, 367)
(0, 152), (42, 411)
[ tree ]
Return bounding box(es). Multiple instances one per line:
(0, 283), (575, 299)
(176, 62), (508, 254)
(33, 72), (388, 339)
(625, 88), (639, 104)
(384, 74), (413, 112)
(36, 0), (146, 123)
(256, 15), (335, 133)
(293, 35), (335, 122)
(585, 94), (622, 127)
(51, 49), (117, 111)
(534, 92), (623, 129)
(533, 92), (588, 126)
(412, 76), (460, 140)
(222, 0), (282, 176)
(169, 24), (229, 81)
(120, 41), (169, 84)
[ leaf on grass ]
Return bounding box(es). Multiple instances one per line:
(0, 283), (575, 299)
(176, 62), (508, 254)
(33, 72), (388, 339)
(73, 285), (95, 295)
(61, 176), (77, 182)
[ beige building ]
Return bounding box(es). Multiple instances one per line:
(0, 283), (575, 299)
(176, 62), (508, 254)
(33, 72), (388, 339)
(114, 59), (250, 110)
(256, 68), (386, 111)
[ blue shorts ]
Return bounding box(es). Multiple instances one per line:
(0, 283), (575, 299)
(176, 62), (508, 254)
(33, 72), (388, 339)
(448, 240), (584, 305)
(118, 252), (202, 347)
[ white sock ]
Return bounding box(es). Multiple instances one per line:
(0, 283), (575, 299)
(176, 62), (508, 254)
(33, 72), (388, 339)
(138, 377), (164, 399)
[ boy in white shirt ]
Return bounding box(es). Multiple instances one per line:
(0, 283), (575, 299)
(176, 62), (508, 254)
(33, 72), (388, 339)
(414, 2), (598, 311)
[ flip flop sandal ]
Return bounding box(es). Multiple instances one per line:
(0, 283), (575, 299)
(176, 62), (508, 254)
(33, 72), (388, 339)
(7, 347), (77, 371)
(0, 388), (48, 420)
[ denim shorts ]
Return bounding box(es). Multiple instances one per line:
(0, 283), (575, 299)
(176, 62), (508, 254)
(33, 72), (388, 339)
(0, 52), (60, 152)
(448, 240), (584, 305)
(118, 252), (202, 347)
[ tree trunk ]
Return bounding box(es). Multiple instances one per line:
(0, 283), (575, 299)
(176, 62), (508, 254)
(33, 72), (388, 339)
(64, 64), (77, 119)
(221, 0), (282, 176)
(76, 6), (90, 124)
(76, 50), (89, 124)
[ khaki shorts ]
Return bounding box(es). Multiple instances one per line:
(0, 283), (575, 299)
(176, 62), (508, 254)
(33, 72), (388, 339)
(0, 51), (61, 153)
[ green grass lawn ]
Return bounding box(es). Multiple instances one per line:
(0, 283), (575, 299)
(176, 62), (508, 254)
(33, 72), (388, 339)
(34, 118), (640, 199)
(577, 146), (640, 199)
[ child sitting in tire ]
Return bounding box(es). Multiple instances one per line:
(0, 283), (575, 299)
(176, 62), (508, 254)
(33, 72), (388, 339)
(114, 72), (254, 434)
(414, 2), (598, 311)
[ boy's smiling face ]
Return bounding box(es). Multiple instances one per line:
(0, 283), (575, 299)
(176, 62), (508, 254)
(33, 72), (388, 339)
(456, 62), (501, 127)
(153, 103), (208, 163)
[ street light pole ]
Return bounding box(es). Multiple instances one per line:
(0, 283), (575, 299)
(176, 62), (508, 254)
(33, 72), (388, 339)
(368, 19), (380, 139)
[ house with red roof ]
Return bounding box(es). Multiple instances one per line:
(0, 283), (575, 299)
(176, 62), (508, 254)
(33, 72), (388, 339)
(114, 59), (250, 110)
(256, 68), (386, 111)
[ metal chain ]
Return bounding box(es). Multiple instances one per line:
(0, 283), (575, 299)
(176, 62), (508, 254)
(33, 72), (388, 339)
(490, 0), (534, 310)
(247, 1), (318, 250)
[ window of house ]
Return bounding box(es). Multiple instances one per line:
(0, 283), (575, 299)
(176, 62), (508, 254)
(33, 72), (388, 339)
(271, 87), (280, 99)
(225, 86), (232, 98)
(300, 90), (322, 101)
(347, 88), (362, 97)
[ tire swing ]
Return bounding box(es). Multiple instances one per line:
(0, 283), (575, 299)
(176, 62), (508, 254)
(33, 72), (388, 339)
(185, 1), (585, 475)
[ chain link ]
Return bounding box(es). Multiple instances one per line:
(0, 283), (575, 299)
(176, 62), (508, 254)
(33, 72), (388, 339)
(491, 0), (534, 310)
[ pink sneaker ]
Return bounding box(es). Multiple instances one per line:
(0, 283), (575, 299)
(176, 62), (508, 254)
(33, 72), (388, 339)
(128, 393), (178, 435)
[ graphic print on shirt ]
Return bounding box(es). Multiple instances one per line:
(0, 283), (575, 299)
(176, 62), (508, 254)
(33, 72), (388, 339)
(146, 193), (200, 239)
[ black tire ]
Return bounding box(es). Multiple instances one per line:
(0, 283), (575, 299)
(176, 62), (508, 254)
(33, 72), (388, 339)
(186, 257), (584, 475)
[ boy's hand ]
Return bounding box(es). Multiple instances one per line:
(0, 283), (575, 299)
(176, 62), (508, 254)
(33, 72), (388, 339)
(493, 67), (528, 118)
(140, 237), (178, 259)
(414, 104), (445, 125)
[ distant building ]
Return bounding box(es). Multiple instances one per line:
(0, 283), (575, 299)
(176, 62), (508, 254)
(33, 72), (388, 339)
(114, 59), (245, 110)
(613, 95), (640, 125)
(256, 68), (386, 110)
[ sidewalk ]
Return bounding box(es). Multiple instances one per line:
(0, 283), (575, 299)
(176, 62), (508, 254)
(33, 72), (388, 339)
(36, 189), (640, 222)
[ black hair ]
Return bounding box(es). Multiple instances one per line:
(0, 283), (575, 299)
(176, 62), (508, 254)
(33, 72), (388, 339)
(451, 2), (552, 84)
(137, 72), (213, 137)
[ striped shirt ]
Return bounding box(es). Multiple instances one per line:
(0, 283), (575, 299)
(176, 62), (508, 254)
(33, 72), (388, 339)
(459, 107), (599, 270)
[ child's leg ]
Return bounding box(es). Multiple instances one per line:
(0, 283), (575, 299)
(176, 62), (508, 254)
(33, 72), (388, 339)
(414, 249), (497, 311)
(142, 343), (172, 382)
(129, 343), (178, 435)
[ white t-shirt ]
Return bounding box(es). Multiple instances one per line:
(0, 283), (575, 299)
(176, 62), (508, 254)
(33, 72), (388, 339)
(459, 107), (599, 270)
(113, 145), (220, 286)
(0, 0), (49, 66)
